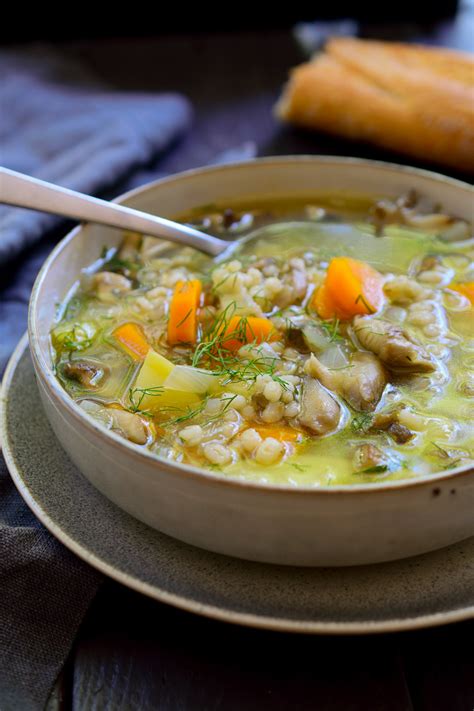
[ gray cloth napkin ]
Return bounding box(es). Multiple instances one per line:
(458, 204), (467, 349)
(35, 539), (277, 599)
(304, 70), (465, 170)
(0, 47), (192, 711)
(0, 46), (192, 264)
(0, 459), (102, 711)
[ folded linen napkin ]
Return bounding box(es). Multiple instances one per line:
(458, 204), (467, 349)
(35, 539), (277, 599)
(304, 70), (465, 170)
(0, 46), (193, 265)
(0, 46), (192, 711)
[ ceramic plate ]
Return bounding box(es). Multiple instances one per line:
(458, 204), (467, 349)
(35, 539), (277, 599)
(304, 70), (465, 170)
(2, 335), (474, 634)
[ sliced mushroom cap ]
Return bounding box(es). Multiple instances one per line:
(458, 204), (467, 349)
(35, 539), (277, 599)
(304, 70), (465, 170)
(370, 410), (414, 445)
(305, 351), (387, 412)
(119, 231), (142, 261)
(297, 376), (342, 436)
(353, 443), (387, 471)
(90, 271), (132, 302)
(353, 316), (435, 373)
(63, 360), (107, 388)
(108, 408), (148, 445)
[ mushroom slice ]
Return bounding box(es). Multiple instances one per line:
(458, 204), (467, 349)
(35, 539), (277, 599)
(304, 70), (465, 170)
(63, 360), (107, 388)
(305, 351), (387, 412)
(297, 376), (342, 436)
(90, 271), (132, 302)
(108, 408), (148, 445)
(353, 316), (435, 373)
(371, 410), (414, 445)
(353, 443), (388, 472)
(119, 231), (141, 261)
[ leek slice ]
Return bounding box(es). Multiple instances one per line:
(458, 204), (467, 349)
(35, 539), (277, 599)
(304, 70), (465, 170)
(164, 365), (219, 394)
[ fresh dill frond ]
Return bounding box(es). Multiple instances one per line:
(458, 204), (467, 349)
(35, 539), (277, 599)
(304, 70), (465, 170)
(357, 464), (389, 474)
(176, 309), (193, 328)
(168, 403), (207, 424)
(54, 324), (94, 352)
(290, 463), (309, 472)
(103, 253), (135, 273)
(354, 294), (375, 314)
(350, 412), (374, 433)
(320, 318), (344, 343)
(127, 385), (165, 416)
(430, 442), (465, 470)
(190, 301), (290, 393)
(431, 442), (450, 458)
(211, 273), (232, 294)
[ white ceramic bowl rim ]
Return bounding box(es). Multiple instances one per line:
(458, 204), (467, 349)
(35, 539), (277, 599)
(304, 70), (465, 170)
(28, 156), (474, 495)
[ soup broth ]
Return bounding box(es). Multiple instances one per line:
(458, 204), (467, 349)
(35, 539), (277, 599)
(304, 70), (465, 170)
(51, 192), (474, 486)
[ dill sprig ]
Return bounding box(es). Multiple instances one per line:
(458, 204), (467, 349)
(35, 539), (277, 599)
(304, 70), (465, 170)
(101, 247), (135, 274)
(176, 308), (193, 328)
(127, 385), (165, 417)
(430, 442), (464, 470)
(355, 294), (375, 314)
(290, 463), (309, 472)
(351, 412), (374, 433)
(357, 464), (389, 474)
(55, 324), (94, 352)
(320, 318), (344, 343)
(159, 392), (239, 427)
(191, 302), (287, 389)
(431, 442), (450, 458)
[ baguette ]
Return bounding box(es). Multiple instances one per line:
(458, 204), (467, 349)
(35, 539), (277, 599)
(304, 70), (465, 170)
(276, 38), (474, 172)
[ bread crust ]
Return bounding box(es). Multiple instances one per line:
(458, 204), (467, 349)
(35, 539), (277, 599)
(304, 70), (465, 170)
(276, 38), (474, 172)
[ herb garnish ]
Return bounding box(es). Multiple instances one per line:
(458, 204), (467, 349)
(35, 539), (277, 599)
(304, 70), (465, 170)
(290, 463), (309, 472)
(191, 301), (287, 390)
(357, 464), (389, 474)
(55, 324), (94, 352)
(430, 442), (464, 470)
(176, 309), (193, 328)
(320, 318), (343, 343)
(355, 294), (375, 314)
(127, 386), (165, 417)
(351, 412), (374, 433)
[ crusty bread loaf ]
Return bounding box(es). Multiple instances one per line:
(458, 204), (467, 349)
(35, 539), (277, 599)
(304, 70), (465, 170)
(276, 38), (474, 172)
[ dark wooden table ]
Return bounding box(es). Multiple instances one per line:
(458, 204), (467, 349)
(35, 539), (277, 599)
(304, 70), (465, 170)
(44, 17), (473, 710)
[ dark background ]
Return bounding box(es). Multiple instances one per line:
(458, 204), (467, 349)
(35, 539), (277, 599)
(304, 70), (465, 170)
(0, 2), (461, 41)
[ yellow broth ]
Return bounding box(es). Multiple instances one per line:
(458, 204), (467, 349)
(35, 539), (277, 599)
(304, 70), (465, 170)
(51, 193), (474, 486)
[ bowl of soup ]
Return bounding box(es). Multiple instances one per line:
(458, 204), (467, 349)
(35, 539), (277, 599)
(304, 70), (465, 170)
(28, 157), (474, 566)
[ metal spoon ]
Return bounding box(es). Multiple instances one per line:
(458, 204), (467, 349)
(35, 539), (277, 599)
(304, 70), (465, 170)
(0, 166), (228, 257)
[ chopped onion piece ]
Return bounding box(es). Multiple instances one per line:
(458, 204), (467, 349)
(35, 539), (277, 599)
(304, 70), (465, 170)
(302, 324), (332, 352)
(318, 344), (349, 369)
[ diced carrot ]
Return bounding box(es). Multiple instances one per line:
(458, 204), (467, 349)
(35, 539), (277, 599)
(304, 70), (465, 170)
(220, 316), (280, 352)
(168, 280), (202, 345)
(114, 323), (150, 360)
(450, 282), (474, 304)
(311, 257), (384, 320)
(311, 283), (351, 321)
(252, 424), (306, 443)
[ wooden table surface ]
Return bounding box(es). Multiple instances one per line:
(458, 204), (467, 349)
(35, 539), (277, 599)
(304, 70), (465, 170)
(44, 16), (473, 710)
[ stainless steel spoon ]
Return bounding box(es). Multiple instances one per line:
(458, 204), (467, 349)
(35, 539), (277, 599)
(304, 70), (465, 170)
(0, 166), (228, 257)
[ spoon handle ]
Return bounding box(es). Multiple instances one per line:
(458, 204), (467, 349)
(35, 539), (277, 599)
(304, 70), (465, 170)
(0, 167), (226, 256)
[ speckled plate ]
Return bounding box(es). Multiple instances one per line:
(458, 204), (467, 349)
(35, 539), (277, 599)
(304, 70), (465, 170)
(2, 335), (474, 634)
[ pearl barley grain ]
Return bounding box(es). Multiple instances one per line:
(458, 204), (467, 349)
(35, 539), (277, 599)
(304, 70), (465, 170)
(261, 402), (285, 423)
(203, 443), (232, 466)
(255, 437), (285, 465)
(180, 425), (203, 446)
(263, 380), (282, 402)
(240, 428), (262, 452)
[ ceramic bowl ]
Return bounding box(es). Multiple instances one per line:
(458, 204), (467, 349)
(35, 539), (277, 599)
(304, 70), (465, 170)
(28, 157), (474, 566)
